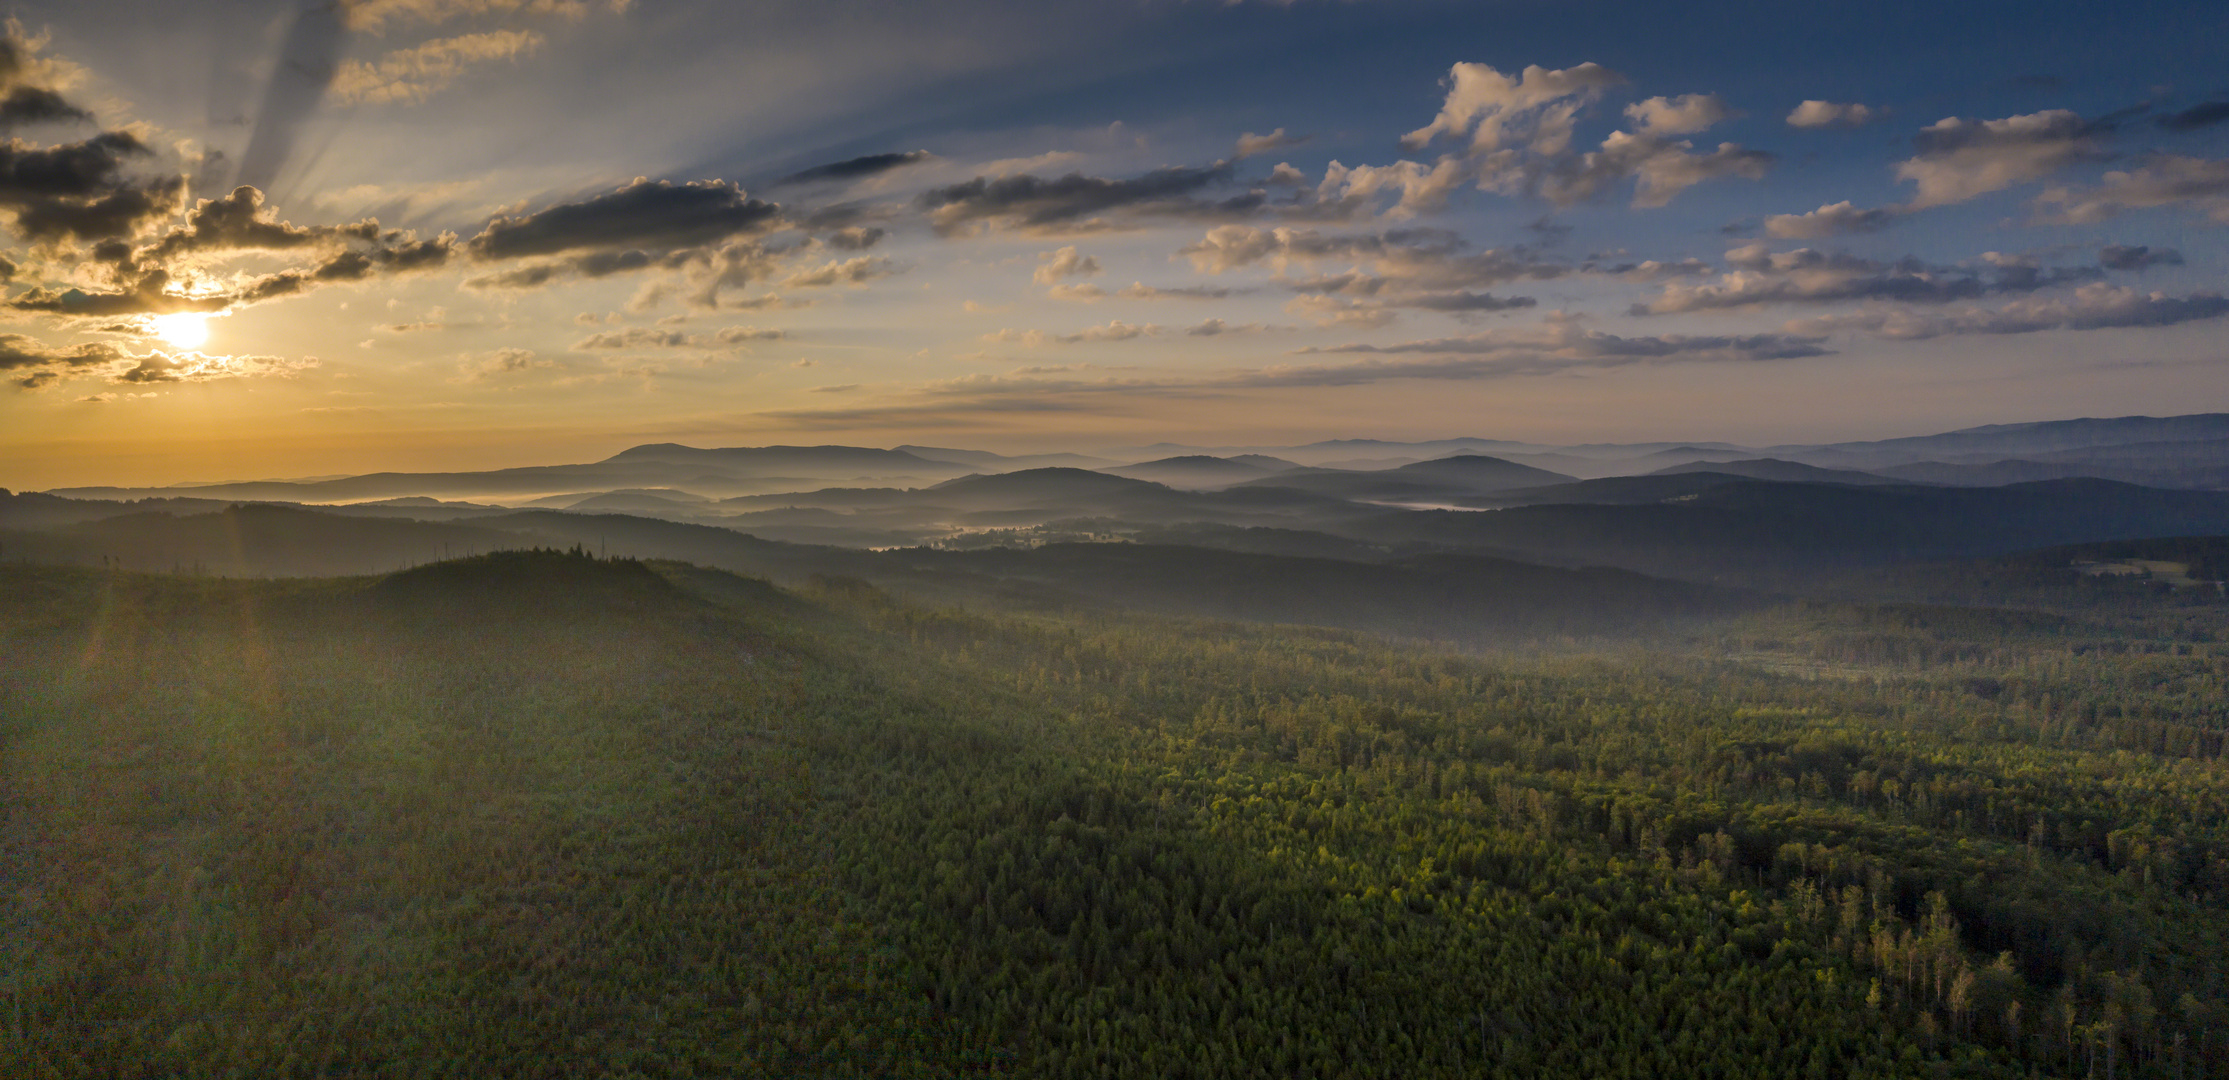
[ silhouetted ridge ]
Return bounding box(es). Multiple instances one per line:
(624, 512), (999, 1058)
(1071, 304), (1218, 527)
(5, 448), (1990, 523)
(374, 548), (678, 618)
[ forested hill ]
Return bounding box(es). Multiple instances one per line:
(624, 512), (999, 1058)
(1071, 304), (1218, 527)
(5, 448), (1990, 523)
(5, 553), (2227, 1076)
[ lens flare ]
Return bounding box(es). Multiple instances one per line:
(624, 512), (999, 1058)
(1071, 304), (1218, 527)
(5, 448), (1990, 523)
(151, 313), (210, 349)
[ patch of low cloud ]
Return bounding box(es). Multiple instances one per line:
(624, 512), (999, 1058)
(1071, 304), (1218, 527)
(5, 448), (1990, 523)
(1786, 101), (1879, 128)
(332, 30), (544, 106)
(917, 163), (1253, 234)
(1234, 128), (1308, 158)
(1033, 245), (1102, 285)
(1634, 243), (2115, 314)
(777, 150), (934, 186)
(1894, 110), (2103, 209)
(466, 178), (782, 260)
(2097, 244), (2183, 271)
(2036, 155), (2229, 224)
(1762, 200), (1898, 239)
(985, 319), (1159, 345)
(2158, 101), (2229, 133)
(1783, 283), (2229, 339)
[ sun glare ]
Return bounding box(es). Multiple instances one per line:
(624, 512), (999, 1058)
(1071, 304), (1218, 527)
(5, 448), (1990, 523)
(151, 313), (210, 350)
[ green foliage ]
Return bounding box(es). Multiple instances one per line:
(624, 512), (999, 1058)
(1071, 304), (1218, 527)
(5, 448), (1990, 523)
(4, 554), (2227, 1077)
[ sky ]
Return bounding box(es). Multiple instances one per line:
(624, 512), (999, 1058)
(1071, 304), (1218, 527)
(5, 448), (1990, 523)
(1, 0), (2226, 488)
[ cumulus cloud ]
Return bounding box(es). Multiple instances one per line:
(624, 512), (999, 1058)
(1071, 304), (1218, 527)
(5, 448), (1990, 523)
(1369, 61), (1768, 211)
(1786, 101), (1879, 128)
(1033, 245), (1102, 285)
(0, 85), (93, 128)
(823, 225), (885, 250)
(1402, 61), (1626, 156)
(1783, 283), (2229, 340)
(1180, 226), (1565, 314)
(1762, 200), (1899, 239)
(466, 178), (781, 259)
(1047, 283), (1105, 301)
(2035, 155), (2229, 224)
(715, 325), (784, 343)
(1625, 94), (1731, 136)
(1894, 110), (2102, 208)
(332, 30), (543, 105)
(777, 150), (933, 186)
(1235, 128), (1308, 158)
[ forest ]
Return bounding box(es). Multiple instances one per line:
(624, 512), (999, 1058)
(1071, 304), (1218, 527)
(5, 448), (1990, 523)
(3, 538), (2224, 1077)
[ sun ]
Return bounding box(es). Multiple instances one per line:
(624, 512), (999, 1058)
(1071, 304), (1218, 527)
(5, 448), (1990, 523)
(151, 313), (210, 349)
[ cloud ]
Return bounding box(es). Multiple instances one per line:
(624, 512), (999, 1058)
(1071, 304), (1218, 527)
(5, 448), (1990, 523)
(2035, 155), (2229, 224)
(778, 255), (896, 288)
(1786, 100), (1879, 128)
(1235, 128), (1308, 158)
(143, 185), (365, 259)
(1186, 318), (1276, 336)
(462, 347), (552, 379)
(1116, 282), (1244, 300)
(1033, 245), (1102, 285)
(1783, 284), (2229, 340)
(1894, 110), (2102, 208)
(2098, 244), (2183, 271)
(986, 319), (1159, 345)
(344, 0), (628, 33)
(572, 328), (697, 350)
(2158, 101), (2229, 133)
(1636, 244), (2106, 314)
(332, 30), (544, 105)
(1366, 62), (1767, 211)
(917, 163), (1248, 234)
(777, 150), (933, 186)
(466, 178), (781, 259)
(0, 85), (92, 128)
(0, 333), (124, 390)
(1046, 283), (1105, 301)
(1625, 94), (1731, 136)
(110, 350), (312, 385)
(1305, 314), (1828, 365)
(1762, 200), (1898, 239)
(715, 325), (784, 343)
(1402, 61), (1626, 156)
(824, 225), (885, 250)
(1180, 225), (1563, 323)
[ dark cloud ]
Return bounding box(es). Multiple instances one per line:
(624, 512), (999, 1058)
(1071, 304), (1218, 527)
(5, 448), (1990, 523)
(10, 176), (186, 244)
(2159, 101), (2229, 132)
(777, 150), (932, 186)
(0, 333), (123, 373)
(144, 186), (362, 259)
(918, 163), (1240, 233)
(2099, 244), (2184, 271)
(466, 178), (781, 260)
(8, 270), (229, 318)
(0, 86), (94, 128)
